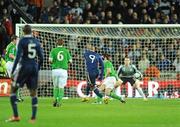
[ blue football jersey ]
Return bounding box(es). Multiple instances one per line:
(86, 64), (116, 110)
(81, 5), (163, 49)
(12, 35), (43, 74)
(84, 50), (104, 80)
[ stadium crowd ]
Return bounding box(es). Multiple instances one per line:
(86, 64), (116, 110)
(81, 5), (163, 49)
(0, 0), (180, 79)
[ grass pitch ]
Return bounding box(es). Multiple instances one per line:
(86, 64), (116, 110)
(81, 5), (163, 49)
(0, 97), (180, 127)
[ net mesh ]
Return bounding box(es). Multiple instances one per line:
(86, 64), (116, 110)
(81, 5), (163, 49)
(16, 24), (180, 98)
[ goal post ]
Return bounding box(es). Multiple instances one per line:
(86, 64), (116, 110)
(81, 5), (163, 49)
(16, 24), (180, 98)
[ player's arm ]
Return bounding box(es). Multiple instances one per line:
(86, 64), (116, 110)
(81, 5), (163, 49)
(11, 41), (22, 75)
(37, 42), (44, 69)
(105, 68), (111, 78)
(98, 56), (104, 80)
(49, 50), (53, 64)
(9, 53), (15, 60)
(117, 65), (123, 76)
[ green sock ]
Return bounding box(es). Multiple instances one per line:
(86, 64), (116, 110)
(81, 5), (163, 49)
(97, 97), (102, 102)
(16, 89), (19, 98)
(110, 91), (122, 101)
(53, 87), (59, 101)
(57, 88), (64, 103)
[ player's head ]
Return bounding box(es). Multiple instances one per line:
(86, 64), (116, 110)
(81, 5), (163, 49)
(23, 25), (32, 35)
(86, 43), (95, 51)
(124, 57), (131, 65)
(103, 53), (111, 60)
(57, 38), (64, 46)
(11, 35), (18, 44)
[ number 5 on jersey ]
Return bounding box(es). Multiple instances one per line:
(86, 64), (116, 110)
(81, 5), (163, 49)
(28, 43), (36, 59)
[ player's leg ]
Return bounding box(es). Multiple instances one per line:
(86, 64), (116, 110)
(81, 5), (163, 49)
(52, 75), (59, 106)
(133, 79), (147, 100)
(7, 62), (23, 102)
(91, 73), (103, 100)
(82, 73), (93, 102)
(104, 77), (125, 104)
(29, 89), (38, 123)
(6, 69), (25, 122)
(27, 66), (39, 122)
(6, 84), (20, 122)
(56, 69), (68, 106)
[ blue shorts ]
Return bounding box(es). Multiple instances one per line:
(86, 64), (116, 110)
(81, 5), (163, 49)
(14, 64), (39, 90)
(86, 72), (98, 86)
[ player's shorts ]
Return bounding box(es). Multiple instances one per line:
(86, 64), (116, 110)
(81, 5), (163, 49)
(52, 68), (68, 88)
(120, 77), (136, 86)
(13, 63), (39, 90)
(87, 71), (99, 86)
(6, 61), (20, 77)
(103, 76), (116, 89)
(6, 61), (13, 77)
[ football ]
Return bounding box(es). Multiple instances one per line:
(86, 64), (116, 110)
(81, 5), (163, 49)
(134, 72), (142, 79)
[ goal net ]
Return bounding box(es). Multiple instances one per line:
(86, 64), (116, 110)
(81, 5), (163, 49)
(16, 24), (180, 99)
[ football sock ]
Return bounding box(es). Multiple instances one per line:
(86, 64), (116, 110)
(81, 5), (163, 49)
(58, 88), (64, 103)
(110, 91), (122, 100)
(86, 85), (91, 96)
(53, 87), (59, 101)
(97, 97), (102, 102)
(31, 97), (38, 119)
(136, 88), (146, 98)
(94, 88), (103, 98)
(10, 94), (18, 117)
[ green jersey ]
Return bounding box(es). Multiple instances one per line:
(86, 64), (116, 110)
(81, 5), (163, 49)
(50, 46), (72, 70)
(5, 42), (16, 62)
(117, 64), (138, 77)
(104, 60), (118, 79)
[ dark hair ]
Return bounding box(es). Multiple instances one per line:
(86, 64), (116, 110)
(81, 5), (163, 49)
(57, 38), (64, 45)
(103, 53), (111, 60)
(23, 25), (32, 34)
(11, 35), (18, 41)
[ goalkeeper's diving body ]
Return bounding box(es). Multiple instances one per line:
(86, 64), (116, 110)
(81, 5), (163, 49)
(98, 53), (125, 104)
(82, 43), (104, 103)
(117, 57), (147, 101)
(49, 38), (72, 107)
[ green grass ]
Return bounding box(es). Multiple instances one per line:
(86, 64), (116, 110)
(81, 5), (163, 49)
(0, 97), (180, 127)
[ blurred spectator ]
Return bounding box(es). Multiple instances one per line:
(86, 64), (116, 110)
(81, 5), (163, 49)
(0, 20), (7, 55)
(138, 54), (150, 74)
(128, 43), (141, 65)
(0, 54), (7, 78)
(173, 50), (180, 80)
(157, 54), (172, 71)
(28, 0), (44, 22)
(144, 62), (161, 79)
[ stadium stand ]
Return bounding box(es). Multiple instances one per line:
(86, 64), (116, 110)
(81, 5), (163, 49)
(0, 0), (179, 75)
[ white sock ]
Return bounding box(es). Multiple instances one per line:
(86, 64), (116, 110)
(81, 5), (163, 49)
(136, 87), (146, 98)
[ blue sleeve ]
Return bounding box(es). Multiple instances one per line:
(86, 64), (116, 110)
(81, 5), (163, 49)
(98, 55), (104, 80)
(37, 42), (43, 70)
(11, 41), (22, 75)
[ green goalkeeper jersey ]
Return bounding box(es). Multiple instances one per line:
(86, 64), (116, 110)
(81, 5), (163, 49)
(104, 60), (118, 79)
(5, 42), (16, 62)
(50, 46), (72, 70)
(118, 64), (138, 77)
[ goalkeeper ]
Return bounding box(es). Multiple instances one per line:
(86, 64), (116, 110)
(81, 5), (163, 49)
(117, 57), (147, 101)
(98, 53), (125, 104)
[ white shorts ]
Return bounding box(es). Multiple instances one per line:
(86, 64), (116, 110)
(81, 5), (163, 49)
(52, 68), (68, 88)
(103, 76), (116, 89)
(6, 61), (20, 77)
(6, 61), (13, 77)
